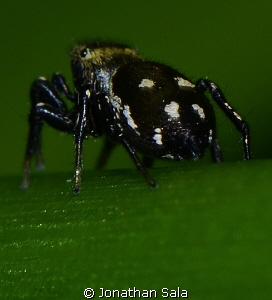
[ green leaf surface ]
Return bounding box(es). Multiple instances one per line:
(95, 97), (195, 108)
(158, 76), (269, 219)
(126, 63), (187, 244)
(1, 159), (272, 299)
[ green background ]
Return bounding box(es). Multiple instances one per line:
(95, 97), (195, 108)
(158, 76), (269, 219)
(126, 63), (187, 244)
(1, 0), (272, 299)
(2, 0), (272, 175)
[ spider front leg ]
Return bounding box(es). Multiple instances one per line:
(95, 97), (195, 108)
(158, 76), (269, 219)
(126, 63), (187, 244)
(73, 85), (101, 193)
(73, 86), (89, 193)
(196, 79), (251, 160)
(21, 77), (76, 189)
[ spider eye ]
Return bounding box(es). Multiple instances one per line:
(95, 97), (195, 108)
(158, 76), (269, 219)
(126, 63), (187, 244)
(80, 48), (88, 58)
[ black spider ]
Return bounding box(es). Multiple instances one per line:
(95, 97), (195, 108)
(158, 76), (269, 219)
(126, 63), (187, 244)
(21, 41), (251, 193)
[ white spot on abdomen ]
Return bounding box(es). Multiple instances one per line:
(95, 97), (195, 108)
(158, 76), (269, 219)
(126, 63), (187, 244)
(164, 101), (180, 119)
(153, 133), (163, 145)
(175, 77), (195, 88)
(192, 104), (205, 119)
(162, 154), (174, 159)
(123, 105), (138, 129)
(138, 78), (155, 88)
(154, 128), (162, 133)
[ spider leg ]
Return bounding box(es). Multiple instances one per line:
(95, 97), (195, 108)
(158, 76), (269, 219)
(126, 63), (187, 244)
(73, 84), (104, 193)
(196, 79), (251, 160)
(95, 137), (154, 177)
(210, 137), (222, 163)
(121, 138), (157, 188)
(73, 86), (90, 193)
(21, 78), (76, 189)
(52, 73), (76, 102)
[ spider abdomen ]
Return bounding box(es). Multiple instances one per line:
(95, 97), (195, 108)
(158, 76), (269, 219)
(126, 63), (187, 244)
(107, 61), (216, 160)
